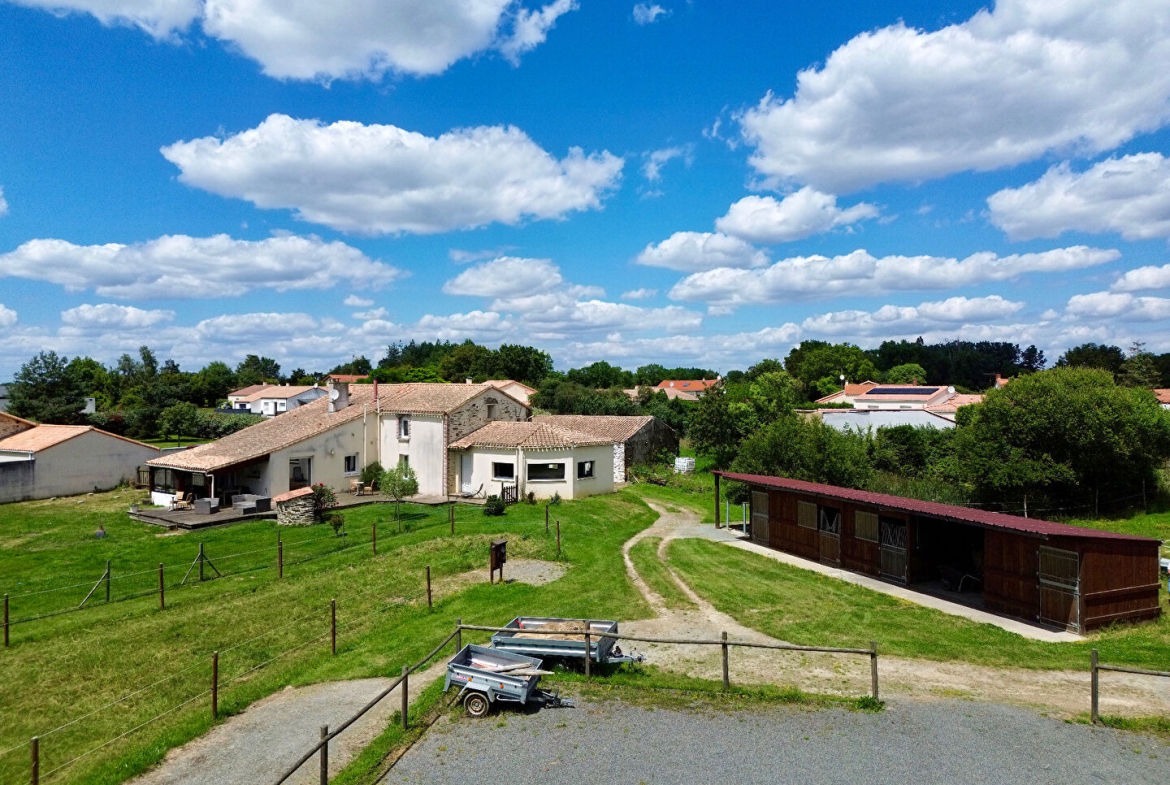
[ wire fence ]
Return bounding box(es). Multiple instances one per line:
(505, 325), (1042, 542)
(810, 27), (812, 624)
(0, 563), (438, 785)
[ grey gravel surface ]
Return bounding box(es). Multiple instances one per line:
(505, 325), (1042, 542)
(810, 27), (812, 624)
(391, 697), (1169, 784)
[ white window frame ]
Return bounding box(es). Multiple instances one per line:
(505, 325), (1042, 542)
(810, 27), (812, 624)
(343, 454), (359, 476)
(398, 416), (411, 440)
(527, 461), (566, 482)
(492, 462), (516, 481)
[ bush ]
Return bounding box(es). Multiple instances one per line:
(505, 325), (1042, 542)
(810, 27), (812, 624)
(550, 491), (562, 505)
(729, 415), (873, 490)
(360, 461), (384, 490)
(325, 511), (346, 536)
(193, 410), (264, 439)
(871, 425), (955, 478)
(483, 495), (506, 516)
(526, 491), (536, 504)
(311, 483), (338, 519)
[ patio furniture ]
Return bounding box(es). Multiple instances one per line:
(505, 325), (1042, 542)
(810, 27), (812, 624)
(171, 492), (193, 511)
(350, 479), (362, 495)
(460, 484), (484, 499)
(231, 494), (272, 514)
(194, 498), (220, 515)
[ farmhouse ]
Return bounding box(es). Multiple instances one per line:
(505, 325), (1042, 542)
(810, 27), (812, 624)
(532, 414), (678, 482)
(484, 379), (536, 405)
(656, 379), (720, 397)
(717, 471), (1162, 632)
(146, 380), (528, 506)
(449, 421), (616, 501)
(0, 412), (160, 503)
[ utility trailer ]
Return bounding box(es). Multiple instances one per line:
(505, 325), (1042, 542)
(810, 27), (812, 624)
(444, 644), (570, 717)
(489, 617), (643, 666)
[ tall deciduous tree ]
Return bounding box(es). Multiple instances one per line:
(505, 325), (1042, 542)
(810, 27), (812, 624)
(8, 351), (86, 424)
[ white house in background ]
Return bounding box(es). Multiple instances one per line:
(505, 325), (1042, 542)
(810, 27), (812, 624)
(145, 381), (528, 506)
(851, 384), (954, 410)
(484, 380), (536, 406)
(531, 415), (679, 482)
(238, 385), (329, 417)
(0, 414), (160, 503)
(1155, 390), (1170, 410)
(817, 390), (984, 432)
(814, 380), (880, 406)
(449, 421), (616, 500)
(227, 384), (272, 410)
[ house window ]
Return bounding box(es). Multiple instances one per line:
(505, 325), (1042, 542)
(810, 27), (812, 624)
(399, 417), (410, 439)
(486, 403), (498, 420)
(492, 462), (515, 481)
(344, 454), (359, 476)
(797, 500), (817, 529)
(577, 460), (594, 479)
(854, 510), (879, 542)
(399, 454), (409, 469)
(289, 457), (312, 490)
(527, 462), (566, 482)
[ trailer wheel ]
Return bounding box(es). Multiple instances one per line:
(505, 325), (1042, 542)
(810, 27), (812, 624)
(463, 691), (490, 718)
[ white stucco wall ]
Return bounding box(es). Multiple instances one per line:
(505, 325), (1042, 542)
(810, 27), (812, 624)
(252, 410), (378, 498)
(0, 430), (159, 503)
(379, 414), (446, 496)
(821, 410), (955, 432)
(455, 443), (615, 501)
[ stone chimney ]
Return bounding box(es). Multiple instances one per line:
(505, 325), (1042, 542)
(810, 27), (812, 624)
(327, 380), (350, 413)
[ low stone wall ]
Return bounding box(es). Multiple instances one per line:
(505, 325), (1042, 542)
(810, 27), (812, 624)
(276, 494), (315, 526)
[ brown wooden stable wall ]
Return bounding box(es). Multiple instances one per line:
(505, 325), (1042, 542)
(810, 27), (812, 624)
(1052, 536), (1162, 630)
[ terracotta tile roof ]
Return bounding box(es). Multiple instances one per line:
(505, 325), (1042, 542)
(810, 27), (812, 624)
(450, 421), (615, 450)
(379, 383), (523, 414)
(629, 387), (699, 401)
(485, 380), (536, 394)
(0, 425), (159, 453)
(1154, 389), (1170, 405)
(854, 385), (948, 402)
(273, 486), (315, 503)
(239, 385), (322, 402)
(656, 379), (720, 391)
(926, 393), (984, 413)
(228, 384), (273, 398)
(0, 411), (36, 428)
(532, 415), (657, 443)
(715, 472), (1158, 543)
(149, 386), (377, 472)
(815, 381), (880, 403)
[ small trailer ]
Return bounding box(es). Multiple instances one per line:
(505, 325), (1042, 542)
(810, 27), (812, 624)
(444, 644), (570, 717)
(489, 617), (643, 666)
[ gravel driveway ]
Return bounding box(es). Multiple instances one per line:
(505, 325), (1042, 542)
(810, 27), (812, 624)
(391, 697), (1168, 784)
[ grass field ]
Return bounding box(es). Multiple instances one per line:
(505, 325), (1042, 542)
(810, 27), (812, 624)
(666, 538), (1170, 672)
(627, 537), (695, 610)
(0, 489), (656, 785)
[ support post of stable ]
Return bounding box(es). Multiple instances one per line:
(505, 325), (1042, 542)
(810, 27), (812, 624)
(714, 473), (721, 529)
(30, 737), (38, 785)
(278, 538), (284, 579)
(105, 559), (111, 602)
(870, 641), (879, 701)
(1091, 648), (1099, 724)
(455, 618), (462, 652)
(401, 666), (409, 730)
(584, 632), (591, 681)
(211, 651), (219, 720)
(319, 725), (328, 785)
(426, 566), (432, 608)
(331, 599), (337, 655)
(721, 631), (729, 690)
(159, 564), (165, 611)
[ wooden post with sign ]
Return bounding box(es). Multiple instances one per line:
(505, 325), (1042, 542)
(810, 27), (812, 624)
(489, 540), (507, 584)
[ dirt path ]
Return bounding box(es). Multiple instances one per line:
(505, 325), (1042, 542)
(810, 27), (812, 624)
(624, 503), (1170, 719)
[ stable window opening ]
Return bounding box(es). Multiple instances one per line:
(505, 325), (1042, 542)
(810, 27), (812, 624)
(577, 460), (594, 479)
(492, 462), (515, 481)
(527, 462), (566, 482)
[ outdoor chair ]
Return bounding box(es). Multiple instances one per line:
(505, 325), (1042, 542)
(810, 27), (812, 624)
(460, 484), (484, 499)
(171, 492), (193, 511)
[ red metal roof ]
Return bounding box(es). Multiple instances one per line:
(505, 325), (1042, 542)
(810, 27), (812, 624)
(715, 471), (1158, 543)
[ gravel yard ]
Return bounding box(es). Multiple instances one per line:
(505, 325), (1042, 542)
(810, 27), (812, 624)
(391, 697), (1168, 784)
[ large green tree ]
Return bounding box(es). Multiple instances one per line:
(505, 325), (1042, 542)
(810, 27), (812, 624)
(729, 415), (873, 490)
(235, 355), (282, 386)
(784, 341), (880, 398)
(687, 387), (757, 468)
(8, 351), (87, 424)
(1056, 342), (1126, 377)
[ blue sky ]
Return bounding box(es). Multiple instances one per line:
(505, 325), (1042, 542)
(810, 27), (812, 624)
(2, 0), (1170, 377)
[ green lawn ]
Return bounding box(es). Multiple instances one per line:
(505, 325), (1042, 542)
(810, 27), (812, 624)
(628, 537), (695, 610)
(0, 489), (656, 785)
(667, 538), (1170, 672)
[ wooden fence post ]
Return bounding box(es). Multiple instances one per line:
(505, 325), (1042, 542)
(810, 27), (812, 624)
(211, 651), (219, 719)
(870, 641), (879, 701)
(3, 593), (8, 647)
(30, 737), (38, 785)
(372, 523), (377, 556)
(584, 631), (591, 681)
(721, 631), (729, 690)
(105, 559), (111, 602)
(278, 539), (284, 579)
(556, 520), (561, 556)
(159, 564), (165, 611)
(331, 599), (337, 656)
(426, 566), (432, 608)
(401, 666), (409, 730)
(455, 618), (462, 652)
(1091, 648), (1099, 724)
(319, 725), (329, 785)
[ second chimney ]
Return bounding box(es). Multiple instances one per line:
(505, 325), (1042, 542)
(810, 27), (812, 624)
(327, 380), (350, 413)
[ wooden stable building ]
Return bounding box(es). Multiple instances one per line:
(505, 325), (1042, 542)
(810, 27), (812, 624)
(714, 472), (1162, 633)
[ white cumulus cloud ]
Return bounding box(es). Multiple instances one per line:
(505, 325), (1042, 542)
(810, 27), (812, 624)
(1111, 263), (1170, 293)
(443, 257), (564, 297)
(632, 3), (668, 25)
(0, 233), (404, 299)
(343, 295), (374, 307)
(738, 0), (1170, 192)
(9, 0), (199, 38)
(716, 187), (880, 244)
(0, 186), (8, 217)
(162, 115), (624, 236)
(987, 153), (1170, 241)
(802, 296), (1025, 337)
(636, 231), (768, 272)
(0, 304), (16, 329)
(352, 307), (388, 321)
(642, 145), (690, 182)
(61, 303), (175, 329)
(498, 0), (577, 64)
(668, 246), (1118, 311)
(621, 288), (657, 300)
(1066, 291), (1170, 321)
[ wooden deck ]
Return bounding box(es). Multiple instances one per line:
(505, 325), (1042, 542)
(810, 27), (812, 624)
(130, 492), (481, 530)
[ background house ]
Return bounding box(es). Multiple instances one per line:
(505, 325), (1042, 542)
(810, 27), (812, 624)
(449, 421), (615, 500)
(484, 380), (535, 406)
(226, 384), (271, 410)
(532, 414), (678, 482)
(814, 380), (879, 405)
(0, 419), (159, 503)
(817, 387), (984, 432)
(237, 385), (328, 417)
(655, 379), (720, 397)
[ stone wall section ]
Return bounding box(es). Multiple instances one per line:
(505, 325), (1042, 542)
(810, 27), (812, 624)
(276, 495), (315, 526)
(447, 391), (528, 443)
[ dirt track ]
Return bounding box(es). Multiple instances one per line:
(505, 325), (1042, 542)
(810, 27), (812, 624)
(622, 503), (1170, 718)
